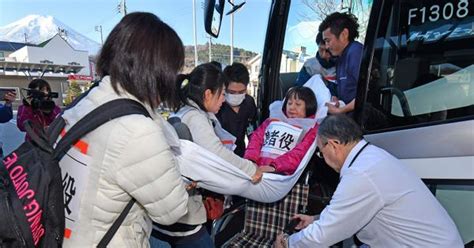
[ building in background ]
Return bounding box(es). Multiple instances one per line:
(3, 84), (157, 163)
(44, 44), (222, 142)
(0, 34), (94, 109)
(247, 46), (311, 99)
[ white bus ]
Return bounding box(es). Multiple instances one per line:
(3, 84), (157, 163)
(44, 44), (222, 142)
(205, 0), (473, 245)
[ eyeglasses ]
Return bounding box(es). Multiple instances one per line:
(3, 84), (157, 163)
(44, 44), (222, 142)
(315, 142), (328, 158)
(315, 147), (323, 158)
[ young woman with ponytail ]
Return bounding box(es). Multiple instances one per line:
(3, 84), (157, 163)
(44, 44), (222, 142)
(150, 63), (263, 248)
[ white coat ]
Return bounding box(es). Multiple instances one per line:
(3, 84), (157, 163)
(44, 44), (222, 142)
(59, 77), (189, 247)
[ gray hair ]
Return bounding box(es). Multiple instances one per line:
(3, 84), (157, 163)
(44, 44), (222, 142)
(318, 115), (363, 144)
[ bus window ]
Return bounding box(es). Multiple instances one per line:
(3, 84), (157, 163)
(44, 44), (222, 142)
(362, 0), (474, 132)
(278, 1), (322, 97)
(425, 181), (474, 244)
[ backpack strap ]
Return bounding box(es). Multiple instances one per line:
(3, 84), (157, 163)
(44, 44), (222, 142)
(45, 80), (99, 146)
(53, 98), (151, 160)
(167, 117), (193, 141)
(47, 116), (66, 146)
(53, 98), (151, 247)
(97, 199), (136, 248)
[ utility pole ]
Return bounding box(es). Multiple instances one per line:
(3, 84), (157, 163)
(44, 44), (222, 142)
(118, 0), (127, 16)
(230, 0), (234, 64)
(95, 25), (104, 45)
(208, 36), (212, 62)
(58, 27), (68, 40)
(23, 33), (28, 43)
(192, 0), (198, 66)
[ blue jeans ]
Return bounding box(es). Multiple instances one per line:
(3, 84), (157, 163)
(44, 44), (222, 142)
(149, 236), (171, 248)
(149, 228), (214, 248)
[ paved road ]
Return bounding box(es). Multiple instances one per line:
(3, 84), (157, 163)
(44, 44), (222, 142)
(0, 113), (26, 156)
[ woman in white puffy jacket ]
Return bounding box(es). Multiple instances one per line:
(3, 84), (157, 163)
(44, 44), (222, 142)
(59, 13), (189, 247)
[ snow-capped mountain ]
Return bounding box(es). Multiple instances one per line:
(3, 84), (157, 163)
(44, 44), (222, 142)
(0, 15), (100, 55)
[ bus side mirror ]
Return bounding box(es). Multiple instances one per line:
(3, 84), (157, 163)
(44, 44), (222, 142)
(204, 0), (225, 38)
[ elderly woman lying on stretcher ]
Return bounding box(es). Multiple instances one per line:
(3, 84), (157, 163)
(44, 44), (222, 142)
(244, 86), (319, 175)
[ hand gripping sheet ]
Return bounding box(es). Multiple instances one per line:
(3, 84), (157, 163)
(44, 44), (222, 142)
(175, 139), (316, 203)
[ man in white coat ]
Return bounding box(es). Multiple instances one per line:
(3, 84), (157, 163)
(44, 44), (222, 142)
(275, 114), (463, 247)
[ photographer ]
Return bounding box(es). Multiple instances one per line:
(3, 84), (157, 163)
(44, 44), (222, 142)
(0, 90), (16, 123)
(17, 78), (61, 140)
(0, 90), (16, 158)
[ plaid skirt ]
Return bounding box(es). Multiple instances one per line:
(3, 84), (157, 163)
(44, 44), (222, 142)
(224, 183), (309, 247)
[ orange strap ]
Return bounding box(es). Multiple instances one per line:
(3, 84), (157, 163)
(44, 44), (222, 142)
(60, 129), (89, 154)
(64, 228), (72, 239)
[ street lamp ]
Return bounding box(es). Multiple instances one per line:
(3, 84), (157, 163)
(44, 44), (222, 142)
(193, 0), (198, 66)
(95, 25), (104, 45)
(208, 35), (212, 62)
(226, 0), (246, 64)
(118, 0), (127, 16)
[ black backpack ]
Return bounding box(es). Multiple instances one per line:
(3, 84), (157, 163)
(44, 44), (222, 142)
(0, 98), (150, 247)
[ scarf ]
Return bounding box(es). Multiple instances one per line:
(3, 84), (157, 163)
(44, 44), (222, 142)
(316, 52), (336, 69)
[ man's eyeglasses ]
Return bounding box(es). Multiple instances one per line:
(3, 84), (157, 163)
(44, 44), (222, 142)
(315, 142), (328, 158)
(315, 147), (323, 158)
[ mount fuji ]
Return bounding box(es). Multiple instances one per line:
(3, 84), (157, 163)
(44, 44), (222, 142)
(0, 15), (101, 55)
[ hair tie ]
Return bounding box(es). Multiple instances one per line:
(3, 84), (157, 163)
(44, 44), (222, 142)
(181, 79), (189, 88)
(181, 74), (190, 89)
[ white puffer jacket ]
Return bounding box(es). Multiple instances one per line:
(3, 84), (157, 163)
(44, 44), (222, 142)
(180, 101), (257, 177)
(59, 77), (188, 247)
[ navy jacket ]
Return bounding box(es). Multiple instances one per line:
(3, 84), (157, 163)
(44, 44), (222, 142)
(0, 104), (13, 123)
(335, 41), (363, 104)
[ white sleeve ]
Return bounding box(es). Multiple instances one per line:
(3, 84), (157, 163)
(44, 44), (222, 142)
(289, 172), (384, 247)
(183, 111), (257, 177)
(114, 118), (189, 225)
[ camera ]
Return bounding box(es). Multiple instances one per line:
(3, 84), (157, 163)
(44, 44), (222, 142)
(23, 88), (59, 113)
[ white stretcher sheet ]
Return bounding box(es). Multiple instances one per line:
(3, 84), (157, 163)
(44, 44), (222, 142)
(174, 74), (333, 203)
(176, 139), (316, 203)
(302, 74), (332, 123)
(303, 74), (345, 122)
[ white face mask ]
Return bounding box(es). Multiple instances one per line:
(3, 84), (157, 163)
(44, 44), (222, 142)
(225, 93), (246, 106)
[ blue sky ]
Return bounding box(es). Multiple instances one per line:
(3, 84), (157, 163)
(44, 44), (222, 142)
(0, 0), (272, 53)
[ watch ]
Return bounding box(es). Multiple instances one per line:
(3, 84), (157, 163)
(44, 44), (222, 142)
(269, 163), (277, 172)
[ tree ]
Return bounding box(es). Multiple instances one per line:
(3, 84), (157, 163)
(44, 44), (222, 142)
(347, 0), (370, 42)
(301, 0), (371, 43)
(301, 0), (341, 21)
(183, 43), (258, 71)
(63, 81), (84, 106)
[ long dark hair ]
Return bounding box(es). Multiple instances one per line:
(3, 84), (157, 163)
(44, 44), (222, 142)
(282, 86), (317, 117)
(96, 12), (184, 109)
(176, 63), (227, 112)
